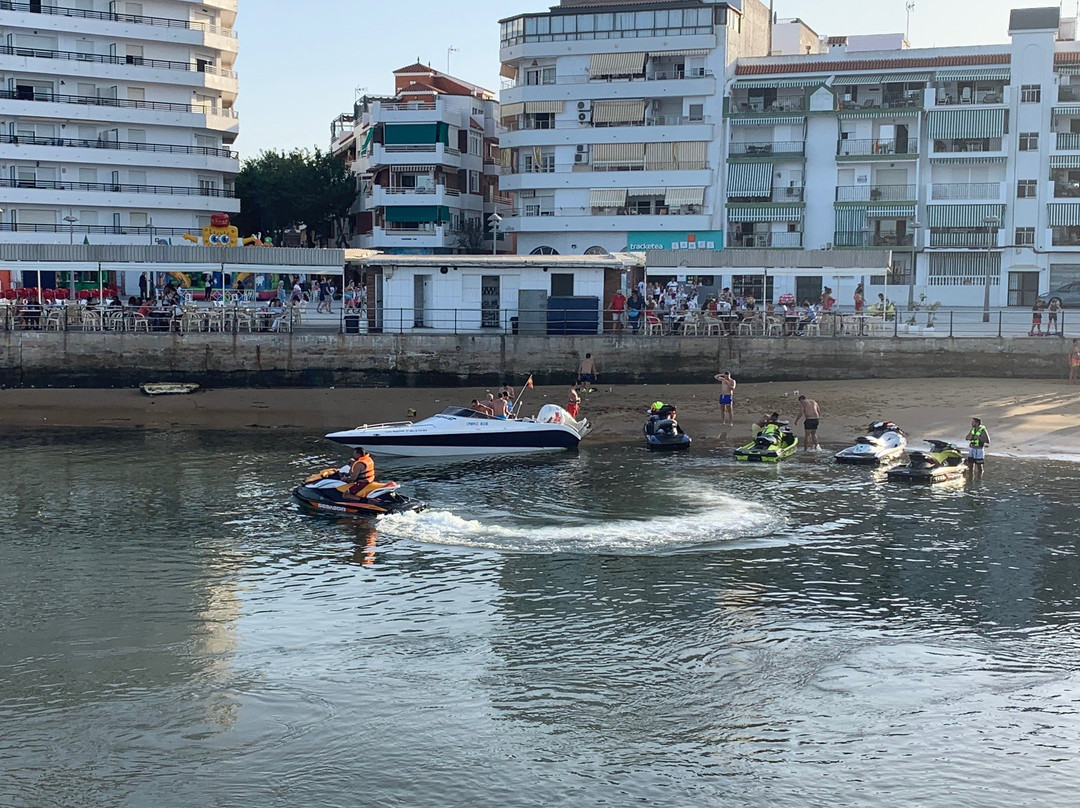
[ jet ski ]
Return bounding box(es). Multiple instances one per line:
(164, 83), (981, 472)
(834, 420), (907, 465)
(293, 467), (425, 516)
(643, 403), (691, 452)
(734, 421), (798, 462)
(886, 440), (967, 484)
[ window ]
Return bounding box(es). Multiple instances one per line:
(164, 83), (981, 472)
(688, 103), (704, 122)
(1017, 180), (1037, 198)
(1019, 132), (1039, 151)
(524, 65), (556, 86)
(1015, 227), (1035, 246)
(1020, 84), (1041, 103)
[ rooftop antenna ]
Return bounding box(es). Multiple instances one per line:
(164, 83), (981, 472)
(905, 0), (915, 43)
(354, 85), (367, 101)
(447, 46), (459, 74)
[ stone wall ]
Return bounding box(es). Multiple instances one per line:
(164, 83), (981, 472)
(0, 331), (1071, 388)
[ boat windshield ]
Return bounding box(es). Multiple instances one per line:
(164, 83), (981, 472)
(440, 407), (491, 418)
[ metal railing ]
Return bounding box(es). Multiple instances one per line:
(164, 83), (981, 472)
(0, 222), (192, 236)
(835, 184), (917, 202)
(500, 161), (709, 175)
(934, 90), (1006, 106)
(503, 115), (711, 131)
(727, 232), (803, 248)
(0, 88), (239, 117)
(507, 68), (714, 87)
(834, 231), (915, 247)
(0, 131), (237, 158)
(0, 1), (238, 37)
(0, 44), (237, 77)
(0, 177), (235, 197)
(836, 138), (920, 157)
(931, 138), (1003, 154)
(1056, 132), (1080, 150)
(507, 205), (705, 218)
(836, 96), (922, 110)
(930, 182), (1002, 201)
(728, 141), (805, 157)
(728, 98), (807, 114)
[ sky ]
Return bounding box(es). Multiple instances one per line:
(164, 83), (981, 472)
(234, 0), (1049, 158)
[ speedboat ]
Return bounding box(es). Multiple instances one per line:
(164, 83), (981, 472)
(835, 421), (907, 465)
(886, 440), (967, 484)
(643, 404), (691, 452)
(734, 422), (798, 462)
(293, 467), (425, 516)
(325, 404), (590, 457)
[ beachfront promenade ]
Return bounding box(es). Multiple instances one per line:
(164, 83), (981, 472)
(1, 325), (1074, 388)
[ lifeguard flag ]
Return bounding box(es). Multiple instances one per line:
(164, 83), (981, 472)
(525, 375), (534, 389)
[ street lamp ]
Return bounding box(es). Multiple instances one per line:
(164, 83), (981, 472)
(907, 220), (921, 307)
(982, 214), (1000, 323)
(63, 215), (78, 296)
(487, 213), (502, 256)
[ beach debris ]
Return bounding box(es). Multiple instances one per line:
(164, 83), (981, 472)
(140, 383), (200, 396)
(407, 408), (417, 417)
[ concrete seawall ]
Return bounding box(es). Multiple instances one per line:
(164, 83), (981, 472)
(0, 331), (1071, 388)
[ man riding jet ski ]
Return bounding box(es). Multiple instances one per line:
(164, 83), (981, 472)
(643, 401), (691, 452)
(293, 447), (425, 515)
(886, 439), (966, 484)
(834, 420), (907, 465)
(734, 413), (798, 462)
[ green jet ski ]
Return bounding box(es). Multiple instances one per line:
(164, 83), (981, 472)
(886, 439), (967, 484)
(734, 421), (798, 462)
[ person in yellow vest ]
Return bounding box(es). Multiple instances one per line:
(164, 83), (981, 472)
(965, 418), (990, 477)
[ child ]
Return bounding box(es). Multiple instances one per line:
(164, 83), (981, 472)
(1030, 300), (1044, 336)
(566, 387), (581, 419)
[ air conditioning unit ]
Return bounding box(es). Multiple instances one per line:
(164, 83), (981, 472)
(578, 111), (591, 124)
(576, 144), (589, 154)
(577, 100), (592, 111)
(574, 153), (588, 164)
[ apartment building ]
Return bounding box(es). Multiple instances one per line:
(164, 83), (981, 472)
(330, 64), (506, 255)
(0, 0), (239, 245)
(497, 0), (770, 257)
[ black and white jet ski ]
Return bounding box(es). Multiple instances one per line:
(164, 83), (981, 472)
(293, 467), (425, 516)
(834, 420), (907, 465)
(643, 403), (691, 452)
(886, 440), (967, 484)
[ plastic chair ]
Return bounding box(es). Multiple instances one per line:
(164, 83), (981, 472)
(644, 313), (664, 335)
(737, 316), (756, 336)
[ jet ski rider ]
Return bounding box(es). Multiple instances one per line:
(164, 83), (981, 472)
(755, 412), (781, 437)
(345, 447), (378, 498)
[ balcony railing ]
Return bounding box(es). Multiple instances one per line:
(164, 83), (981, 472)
(837, 138), (919, 157)
(0, 222), (193, 236)
(1057, 132), (1080, 150)
(836, 95), (922, 111)
(0, 1), (238, 37)
(0, 131), (237, 158)
(834, 231), (914, 247)
(930, 182), (1002, 201)
(1060, 86), (1080, 103)
(1054, 180), (1080, 198)
(728, 98), (807, 115)
(0, 44), (237, 77)
(500, 161), (709, 175)
(378, 144), (460, 155)
(509, 205), (705, 218)
(727, 232), (803, 248)
(503, 115), (711, 131)
(934, 90), (1005, 105)
(0, 88), (238, 117)
(0, 177), (236, 197)
(729, 187), (805, 203)
(835, 184), (916, 202)
(380, 102), (438, 111)
(728, 141), (805, 157)
(931, 138), (1003, 154)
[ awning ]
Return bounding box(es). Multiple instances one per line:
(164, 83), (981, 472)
(726, 162), (772, 196)
(589, 189), (626, 207)
(925, 204), (1005, 228)
(835, 206), (868, 232)
(383, 205), (450, 223)
(1048, 204), (1080, 227)
(1053, 105), (1080, 115)
(1051, 154), (1080, 169)
(645, 141), (675, 170)
(592, 142), (645, 167)
(499, 63), (517, 80)
(836, 75), (883, 85)
(734, 78), (823, 88)
(665, 187), (705, 206)
(929, 155), (1008, 164)
(592, 100), (647, 125)
(838, 109), (920, 119)
(936, 68), (1010, 81)
(651, 48), (710, 57)
(384, 122), (449, 145)
(525, 100), (564, 113)
(500, 102), (524, 119)
(867, 205), (916, 218)
(727, 206), (802, 222)
(882, 72), (933, 83)
(730, 116), (805, 126)
(588, 52), (646, 78)
(500, 148), (512, 167)
(626, 187), (666, 196)
(927, 108), (1007, 139)
(359, 128), (374, 157)
(675, 141), (707, 165)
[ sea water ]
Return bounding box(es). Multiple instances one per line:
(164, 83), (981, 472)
(2, 431), (1080, 807)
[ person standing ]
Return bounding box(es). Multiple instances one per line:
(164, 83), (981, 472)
(609, 288), (627, 334)
(966, 417), (990, 477)
(713, 371), (736, 427)
(626, 288), (645, 334)
(853, 284), (865, 315)
(138, 272), (148, 301)
(1069, 339), (1079, 384)
(577, 353), (598, 387)
(566, 387), (581, 419)
(1030, 299), (1044, 336)
(793, 395), (821, 451)
(1047, 297), (1062, 335)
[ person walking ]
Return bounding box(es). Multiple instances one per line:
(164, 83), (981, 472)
(577, 353), (598, 388)
(966, 417), (990, 477)
(1069, 339), (1079, 384)
(713, 371), (736, 427)
(793, 395), (821, 451)
(626, 289), (645, 334)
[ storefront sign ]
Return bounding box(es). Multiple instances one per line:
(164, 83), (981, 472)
(625, 231), (724, 251)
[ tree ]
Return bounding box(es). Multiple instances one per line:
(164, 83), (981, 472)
(235, 148), (357, 246)
(455, 218), (487, 254)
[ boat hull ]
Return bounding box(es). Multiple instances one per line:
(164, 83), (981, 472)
(834, 448), (905, 465)
(646, 436), (691, 452)
(292, 485), (424, 516)
(886, 466), (966, 484)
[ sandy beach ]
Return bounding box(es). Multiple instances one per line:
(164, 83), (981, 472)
(1, 377), (1077, 458)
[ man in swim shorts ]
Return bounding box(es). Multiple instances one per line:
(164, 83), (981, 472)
(713, 371), (736, 426)
(793, 395), (821, 451)
(966, 417), (990, 477)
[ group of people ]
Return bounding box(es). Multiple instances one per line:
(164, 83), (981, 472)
(468, 383), (518, 419)
(1030, 298), (1064, 336)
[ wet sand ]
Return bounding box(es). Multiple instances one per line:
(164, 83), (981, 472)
(2, 378), (1077, 458)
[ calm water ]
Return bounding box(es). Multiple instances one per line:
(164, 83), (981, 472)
(3, 431), (1080, 807)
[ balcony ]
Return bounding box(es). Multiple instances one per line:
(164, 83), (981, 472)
(0, 44), (237, 78)
(727, 97), (807, 117)
(836, 94), (922, 112)
(728, 187), (805, 204)
(0, 1), (238, 38)
(835, 184), (916, 203)
(727, 232), (803, 248)
(370, 143), (461, 167)
(503, 115), (711, 132)
(834, 231), (914, 248)
(371, 185), (463, 207)
(0, 131), (237, 159)
(1053, 177), (1080, 198)
(1059, 86), (1080, 103)
(0, 177), (235, 198)
(929, 182), (1002, 201)
(934, 83), (1006, 106)
(500, 160), (709, 175)
(0, 88), (238, 119)
(837, 138), (919, 158)
(372, 224), (456, 249)
(1052, 226), (1080, 247)
(930, 228), (999, 248)
(1056, 132), (1080, 151)
(728, 141), (805, 159)
(931, 137), (1004, 155)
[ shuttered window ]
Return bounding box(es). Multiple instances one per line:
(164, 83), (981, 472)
(588, 52), (647, 78)
(592, 100), (647, 125)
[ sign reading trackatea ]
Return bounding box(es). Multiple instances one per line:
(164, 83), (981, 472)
(625, 231), (724, 251)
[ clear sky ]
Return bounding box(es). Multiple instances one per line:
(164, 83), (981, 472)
(233, 0), (1042, 159)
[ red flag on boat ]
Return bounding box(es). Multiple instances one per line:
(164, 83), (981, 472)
(525, 375), (534, 389)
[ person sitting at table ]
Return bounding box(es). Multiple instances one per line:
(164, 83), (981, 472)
(797, 300), (819, 335)
(18, 296), (43, 329)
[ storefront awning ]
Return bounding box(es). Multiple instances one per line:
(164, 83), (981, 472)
(383, 205), (450, 223)
(726, 162), (772, 196)
(1048, 204), (1080, 227)
(589, 189), (627, 207)
(592, 100), (647, 125)
(665, 187), (705, 206)
(927, 108), (1006, 139)
(925, 204), (1005, 228)
(588, 52), (646, 78)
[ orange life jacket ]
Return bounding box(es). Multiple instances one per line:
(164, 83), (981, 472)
(350, 454), (376, 484)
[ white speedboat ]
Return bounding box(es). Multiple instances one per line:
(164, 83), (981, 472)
(325, 404), (590, 457)
(834, 420), (907, 465)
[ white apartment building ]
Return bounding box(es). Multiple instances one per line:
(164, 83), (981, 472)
(330, 64), (506, 255)
(725, 6), (1080, 307)
(0, 0), (239, 245)
(497, 0), (770, 257)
